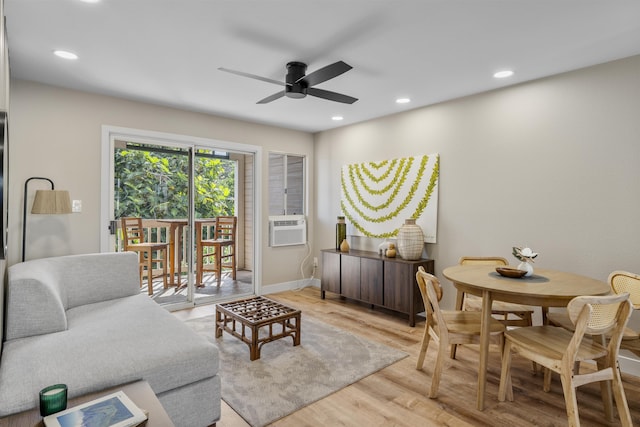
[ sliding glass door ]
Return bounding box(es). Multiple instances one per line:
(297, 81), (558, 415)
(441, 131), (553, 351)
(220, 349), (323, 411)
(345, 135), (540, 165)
(105, 133), (255, 309)
(113, 140), (192, 305)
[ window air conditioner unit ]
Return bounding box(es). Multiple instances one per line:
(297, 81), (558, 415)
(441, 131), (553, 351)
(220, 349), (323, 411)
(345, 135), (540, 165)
(269, 215), (306, 247)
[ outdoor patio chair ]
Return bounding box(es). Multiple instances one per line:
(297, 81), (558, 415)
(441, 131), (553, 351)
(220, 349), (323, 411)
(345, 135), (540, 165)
(120, 217), (168, 295)
(197, 216), (237, 286)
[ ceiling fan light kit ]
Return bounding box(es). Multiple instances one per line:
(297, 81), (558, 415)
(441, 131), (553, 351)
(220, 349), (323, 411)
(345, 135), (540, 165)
(219, 60), (358, 105)
(285, 62), (307, 99)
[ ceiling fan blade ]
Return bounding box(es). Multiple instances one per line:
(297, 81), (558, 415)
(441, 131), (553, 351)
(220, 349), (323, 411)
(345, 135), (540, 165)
(218, 67), (286, 86)
(307, 87), (358, 104)
(257, 91), (285, 104)
(299, 61), (352, 87)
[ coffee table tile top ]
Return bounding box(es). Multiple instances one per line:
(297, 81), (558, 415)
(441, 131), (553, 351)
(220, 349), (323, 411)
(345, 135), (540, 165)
(219, 297), (299, 323)
(216, 296), (301, 360)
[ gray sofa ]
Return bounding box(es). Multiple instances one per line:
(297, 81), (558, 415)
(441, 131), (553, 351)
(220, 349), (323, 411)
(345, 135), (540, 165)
(0, 252), (221, 426)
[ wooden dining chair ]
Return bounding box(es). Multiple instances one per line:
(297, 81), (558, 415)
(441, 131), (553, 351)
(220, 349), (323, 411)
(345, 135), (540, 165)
(610, 271), (640, 357)
(197, 216), (237, 286)
(547, 270), (640, 378)
(498, 293), (633, 427)
(609, 270), (640, 308)
(545, 271), (638, 396)
(120, 217), (168, 295)
(415, 266), (508, 399)
(451, 256), (535, 359)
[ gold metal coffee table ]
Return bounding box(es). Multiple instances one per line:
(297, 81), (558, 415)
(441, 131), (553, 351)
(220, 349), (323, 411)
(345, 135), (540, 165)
(215, 296), (301, 360)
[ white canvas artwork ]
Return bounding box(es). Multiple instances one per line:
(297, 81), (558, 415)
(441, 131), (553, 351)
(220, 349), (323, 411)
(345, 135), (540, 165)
(340, 153), (439, 243)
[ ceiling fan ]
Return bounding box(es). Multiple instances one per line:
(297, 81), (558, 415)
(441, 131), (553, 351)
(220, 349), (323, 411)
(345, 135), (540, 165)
(219, 61), (358, 104)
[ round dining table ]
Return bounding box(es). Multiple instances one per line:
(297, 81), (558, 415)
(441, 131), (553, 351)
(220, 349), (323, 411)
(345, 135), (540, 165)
(442, 264), (611, 411)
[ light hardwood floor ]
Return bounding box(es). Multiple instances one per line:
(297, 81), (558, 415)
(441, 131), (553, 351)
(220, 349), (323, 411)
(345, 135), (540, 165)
(174, 287), (640, 427)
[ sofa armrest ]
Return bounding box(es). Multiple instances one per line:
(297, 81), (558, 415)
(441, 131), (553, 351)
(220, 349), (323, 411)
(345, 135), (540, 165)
(5, 264), (66, 340)
(6, 252), (141, 340)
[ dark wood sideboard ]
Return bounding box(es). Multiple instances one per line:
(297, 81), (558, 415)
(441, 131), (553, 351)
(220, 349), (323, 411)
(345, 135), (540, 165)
(321, 249), (434, 326)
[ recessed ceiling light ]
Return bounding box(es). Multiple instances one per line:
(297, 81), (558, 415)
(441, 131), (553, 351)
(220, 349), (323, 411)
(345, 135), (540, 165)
(332, 116), (344, 121)
(79, 0), (101, 3)
(53, 50), (78, 60)
(493, 70), (514, 79)
(396, 98), (411, 104)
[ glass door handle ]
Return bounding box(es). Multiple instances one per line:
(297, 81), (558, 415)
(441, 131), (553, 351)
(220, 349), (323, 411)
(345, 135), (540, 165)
(108, 220), (118, 235)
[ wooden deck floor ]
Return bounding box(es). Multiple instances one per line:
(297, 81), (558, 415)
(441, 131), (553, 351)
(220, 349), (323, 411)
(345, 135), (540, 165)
(176, 287), (640, 427)
(145, 269), (253, 305)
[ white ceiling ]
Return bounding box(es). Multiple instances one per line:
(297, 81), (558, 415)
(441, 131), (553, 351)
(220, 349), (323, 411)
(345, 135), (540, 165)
(5, 1), (640, 133)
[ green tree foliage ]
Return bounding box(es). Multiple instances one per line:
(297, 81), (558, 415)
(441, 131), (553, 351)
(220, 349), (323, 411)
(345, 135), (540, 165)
(114, 146), (235, 219)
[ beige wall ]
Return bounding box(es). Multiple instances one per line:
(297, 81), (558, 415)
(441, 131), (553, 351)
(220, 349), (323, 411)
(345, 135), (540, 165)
(8, 80), (314, 287)
(8, 54), (640, 304)
(313, 55), (640, 313)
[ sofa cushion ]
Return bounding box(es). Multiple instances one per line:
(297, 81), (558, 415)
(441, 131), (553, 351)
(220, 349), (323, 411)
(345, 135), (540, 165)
(58, 252), (141, 308)
(0, 294), (219, 416)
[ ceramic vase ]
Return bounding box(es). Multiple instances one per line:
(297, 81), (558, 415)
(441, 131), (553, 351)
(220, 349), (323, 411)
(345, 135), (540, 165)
(397, 218), (424, 260)
(340, 238), (350, 253)
(517, 261), (534, 277)
(385, 243), (397, 258)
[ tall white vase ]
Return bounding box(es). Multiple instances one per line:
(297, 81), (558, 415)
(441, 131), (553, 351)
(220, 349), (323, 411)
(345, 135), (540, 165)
(517, 261), (534, 277)
(397, 218), (424, 260)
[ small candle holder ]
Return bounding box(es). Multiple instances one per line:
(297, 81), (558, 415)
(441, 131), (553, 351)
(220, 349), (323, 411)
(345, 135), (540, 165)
(39, 384), (67, 416)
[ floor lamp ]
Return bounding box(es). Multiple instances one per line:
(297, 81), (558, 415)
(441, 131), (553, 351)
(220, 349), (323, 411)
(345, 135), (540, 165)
(22, 177), (72, 262)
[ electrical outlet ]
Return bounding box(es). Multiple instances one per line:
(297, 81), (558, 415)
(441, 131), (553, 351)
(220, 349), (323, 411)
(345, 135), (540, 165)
(313, 257), (318, 268)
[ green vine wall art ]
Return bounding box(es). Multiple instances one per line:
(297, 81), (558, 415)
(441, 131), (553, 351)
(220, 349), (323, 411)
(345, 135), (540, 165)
(340, 154), (439, 243)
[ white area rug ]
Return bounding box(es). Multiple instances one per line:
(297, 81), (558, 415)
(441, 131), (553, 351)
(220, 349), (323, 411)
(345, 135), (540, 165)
(185, 314), (407, 427)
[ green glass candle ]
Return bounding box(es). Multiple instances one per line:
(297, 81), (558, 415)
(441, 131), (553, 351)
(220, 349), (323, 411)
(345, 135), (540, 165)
(39, 384), (67, 416)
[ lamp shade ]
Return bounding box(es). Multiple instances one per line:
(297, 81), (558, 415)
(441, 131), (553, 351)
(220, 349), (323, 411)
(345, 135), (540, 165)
(31, 190), (73, 214)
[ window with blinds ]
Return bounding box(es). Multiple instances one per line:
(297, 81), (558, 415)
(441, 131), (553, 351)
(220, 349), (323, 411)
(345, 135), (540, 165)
(268, 153), (305, 216)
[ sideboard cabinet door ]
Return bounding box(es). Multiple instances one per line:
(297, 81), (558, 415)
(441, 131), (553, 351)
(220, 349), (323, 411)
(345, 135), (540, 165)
(384, 259), (433, 326)
(341, 253), (361, 300)
(360, 257), (383, 306)
(383, 261), (413, 314)
(321, 250), (341, 298)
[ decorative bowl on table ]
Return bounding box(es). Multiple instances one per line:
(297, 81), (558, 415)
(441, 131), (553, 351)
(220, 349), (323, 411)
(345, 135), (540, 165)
(496, 267), (527, 278)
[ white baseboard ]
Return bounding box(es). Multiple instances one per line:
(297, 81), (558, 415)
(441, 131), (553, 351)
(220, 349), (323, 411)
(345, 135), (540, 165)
(619, 352), (640, 376)
(260, 278), (320, 295)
